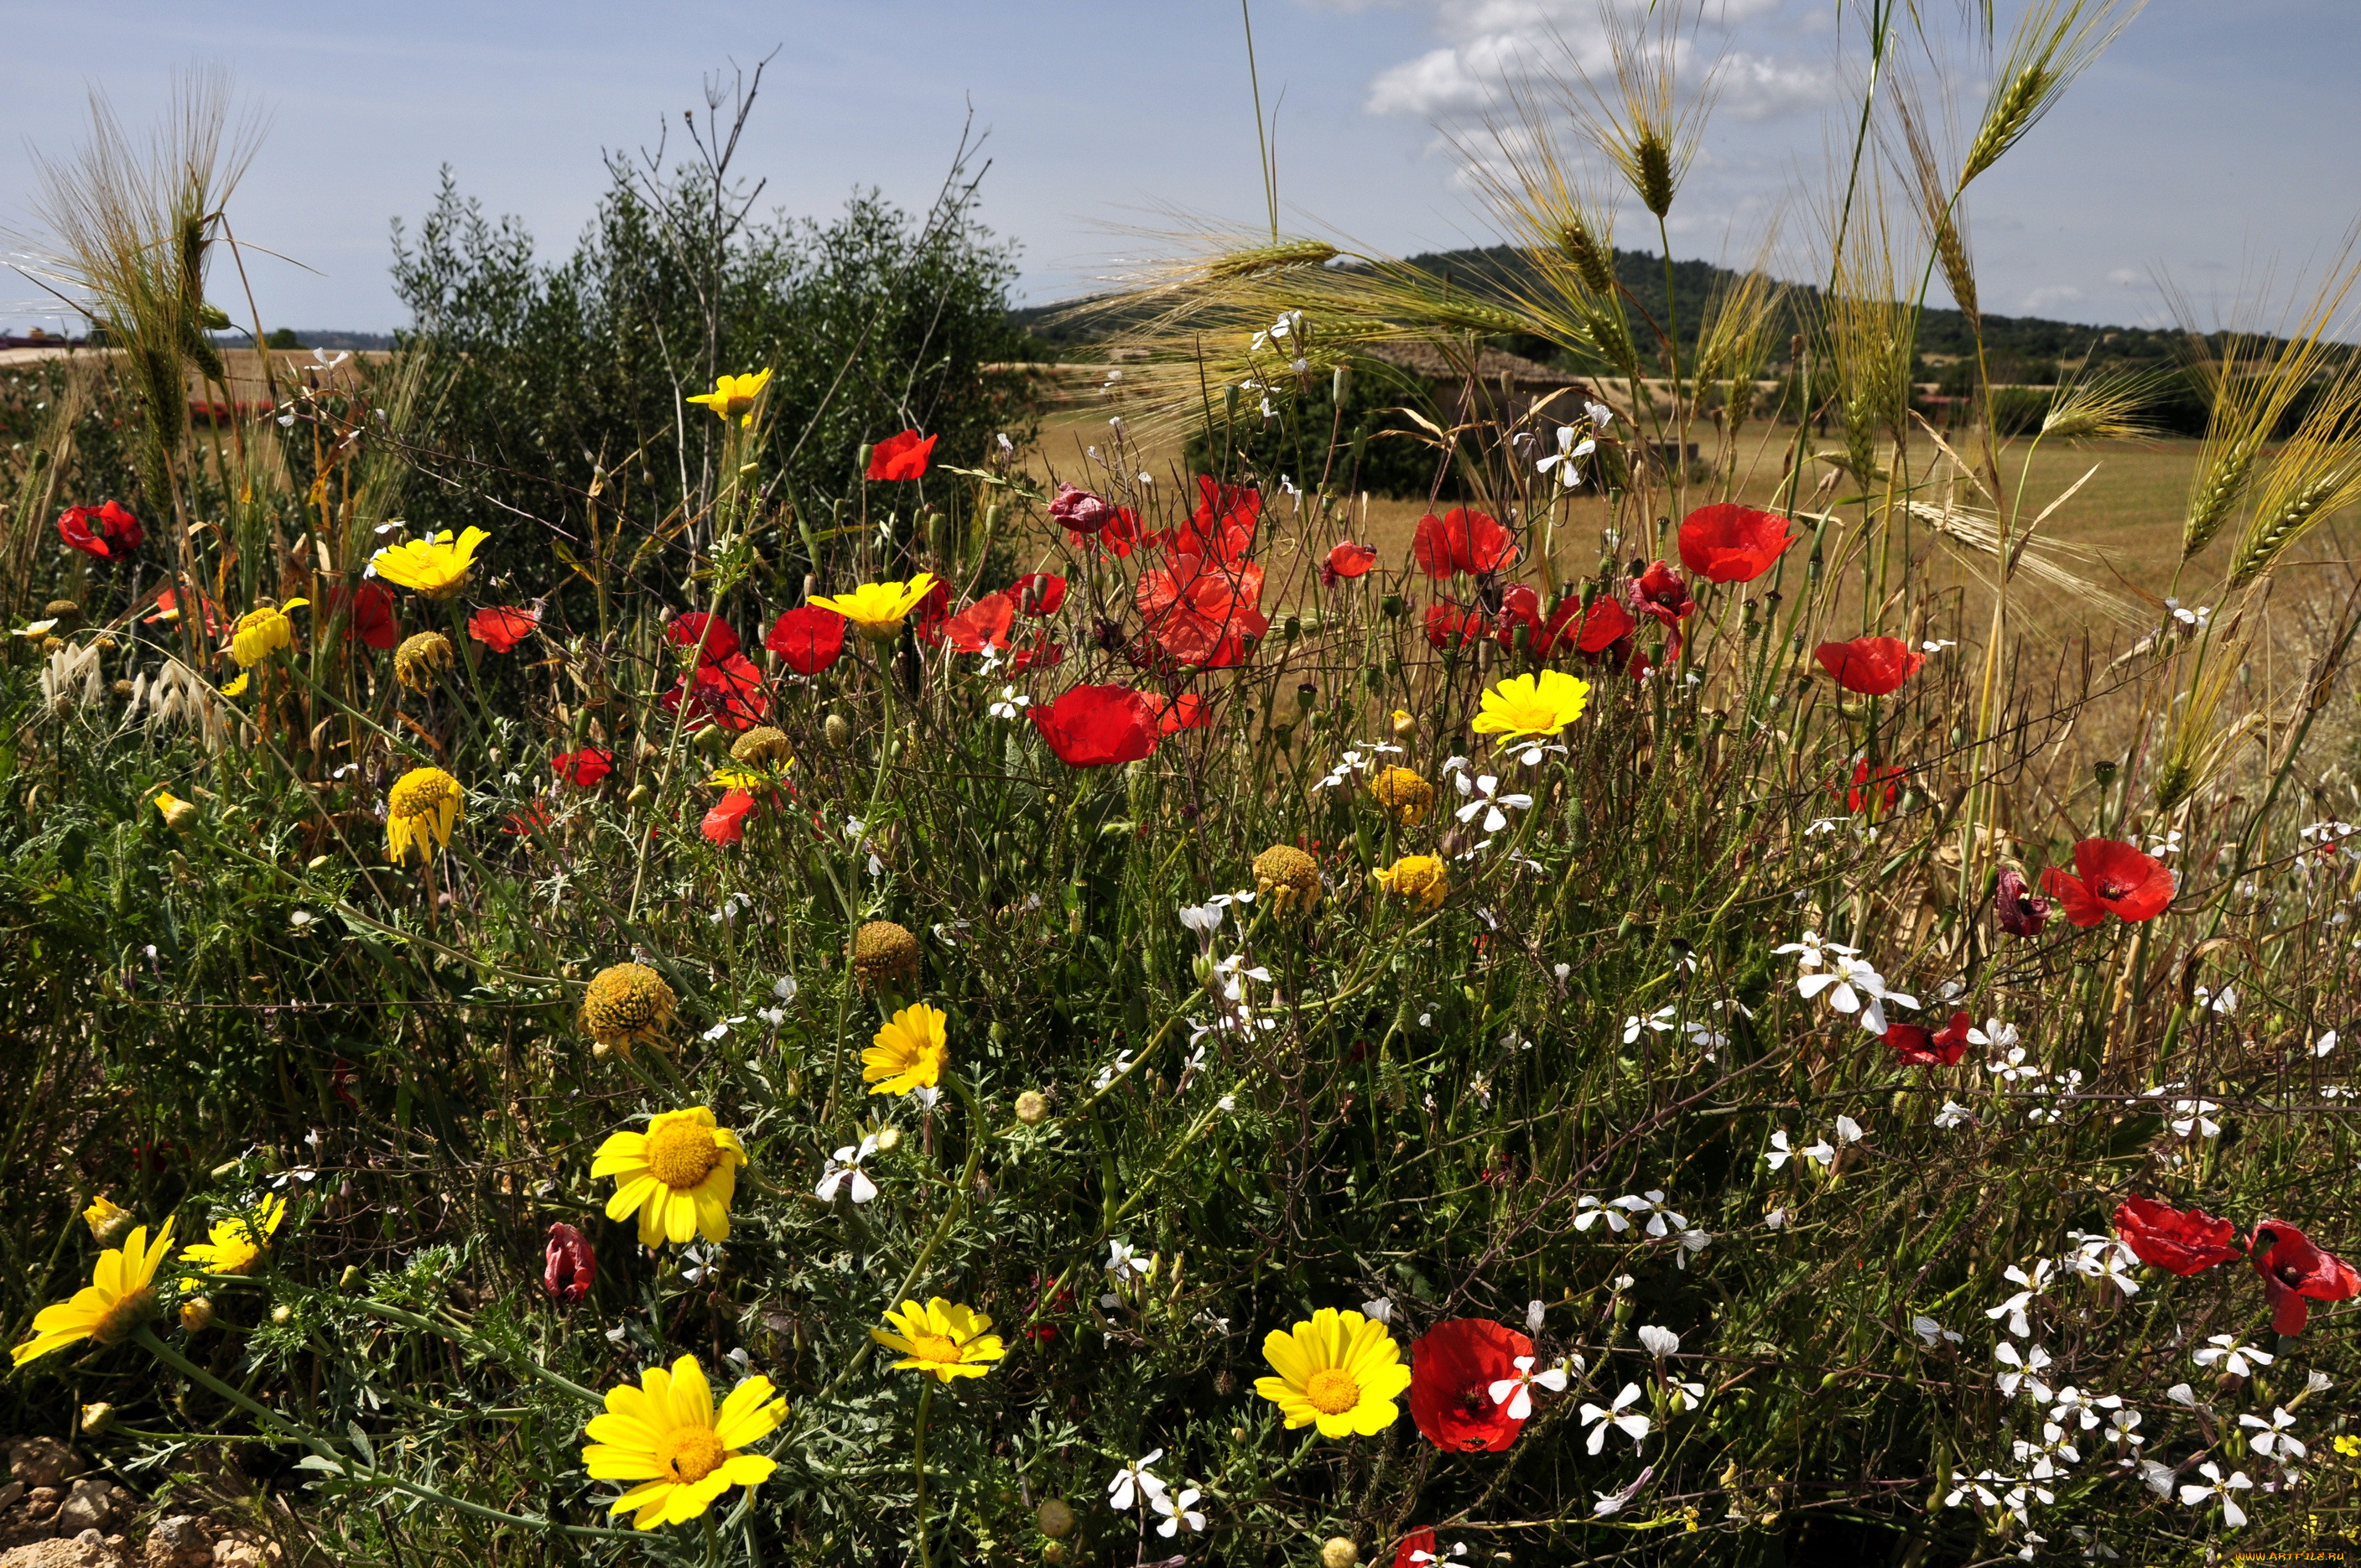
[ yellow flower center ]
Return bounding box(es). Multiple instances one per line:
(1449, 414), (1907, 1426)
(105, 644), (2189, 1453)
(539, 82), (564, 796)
(909, 1333), (963, 1365)
(644, 1123), (720, 1190)
(654, 1425), (727, 1483)
(1305, 1366), (1362, 1415)
(92, 1287), (156, 1347)
(390, 770), (458, 820)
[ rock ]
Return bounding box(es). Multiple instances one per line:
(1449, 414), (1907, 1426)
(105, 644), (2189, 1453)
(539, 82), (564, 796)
(23, 1490), (60, 1524)
(0, 1529), (125, 1568)
(4, 1444), (80, 1494)
(0, 1485), (22, 1515)
(53, 1482), (116, 1535)
(140, 1519), (210, 1568)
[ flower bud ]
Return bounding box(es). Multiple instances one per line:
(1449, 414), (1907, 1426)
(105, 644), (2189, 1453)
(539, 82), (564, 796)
(1041, 1545), (1067, 1565)
(875, 1125), (902, 1154)
(81, 1193), (134, 1245)
(270, 1304), (293, 1327)
(824, 712), (851, 749)
(1015, 1089), (1049, 1125)
(180, 1296), (215, 1332)
(1322, 1538), (1360, 1568)
(1037, 1499), (1075, 1539)
(1390, 708), (1417, 739)
(338, 1265), (364, 1291)
(78, 1402), (113, 1436)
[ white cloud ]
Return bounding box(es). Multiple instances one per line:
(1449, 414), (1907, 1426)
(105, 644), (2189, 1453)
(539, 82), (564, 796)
(2106, 267), (2143, 287)
(1360, 0), (1823, 124)
(2020, 284), (2087, 312)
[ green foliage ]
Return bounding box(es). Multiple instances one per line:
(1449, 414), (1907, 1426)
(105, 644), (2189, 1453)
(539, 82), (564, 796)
(389, 162), (1037, 605)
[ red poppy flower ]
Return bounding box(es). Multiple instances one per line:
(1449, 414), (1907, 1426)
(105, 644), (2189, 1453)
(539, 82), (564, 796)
(470, 605), (540, 653)
(1011, 573), (1068, 617)
(1136, 555), (1268, 668)
(2111, 1195), (2244, 1277)
(58, 500), (143, 558)
(667, 611), (739, 664)
(1070, 505), (1143, 558)
(1842, 760), (1905, 813)
(1049, 482), (1118, 535)
(1157, 693), (1213, 735)
(943, 592), (1018, 654)
(328, 582), (400, 650)
(1495, 585), (1584, 658)
(668, 652), (768, 731)
(553, 748), (615, 787)
(1029, 683), (1160, 767)
(1412, 508), (1515, 578)
(1995, 867), (2051, 937)
(1815, 636), (1927, 696)
(765, 605), (847, 674)
(2250, 1219), (2361, 1335)
(1393, 1530), (1441, 1568)
(146, 588), (225, 636)
(1171, 475), (1260, 563)
(702, 788), (758, 845)
(1627, 560), (1694, 628)
(1408, 1318), (1530, 1452)
(1574, 594), (1637, 656)
(1424, 605), (1490, 650)
(502, 799), (554, 836)
(2039, 839), (2174, 927)
(866, 428), (938, 481)
(543, 1221), (595, 1306)
(1677, 502), (1796, 584)
(1322, 541), (1379, 587)
(1882, 1010), (1970, 1067)
(1011, 633), (1064, 673)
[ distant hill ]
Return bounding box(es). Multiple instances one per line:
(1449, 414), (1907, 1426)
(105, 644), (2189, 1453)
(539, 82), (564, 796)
(1009, 245), (2189, 376)
(216, 330), (398, 352)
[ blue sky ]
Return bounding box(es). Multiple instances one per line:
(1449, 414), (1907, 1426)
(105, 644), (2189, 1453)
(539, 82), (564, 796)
(3, 1), (2356, 336)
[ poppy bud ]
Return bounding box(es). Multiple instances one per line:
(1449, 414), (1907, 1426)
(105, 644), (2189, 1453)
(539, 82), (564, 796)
(1381, 594), (1404, 619)
(824, 713), (851, 749)
(543, 1221), (595, 1306)
(180, 1296), (215, 1332)
(1321, 1539), (1360, 1568)
(1037, 1499), (1075, 1539)
(875, 1125), (902, 1153)
(1015, 1089), (1049, 1125)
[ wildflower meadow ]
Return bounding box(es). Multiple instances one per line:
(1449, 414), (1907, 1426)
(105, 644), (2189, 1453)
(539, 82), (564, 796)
(4, 7), (2361, 1565)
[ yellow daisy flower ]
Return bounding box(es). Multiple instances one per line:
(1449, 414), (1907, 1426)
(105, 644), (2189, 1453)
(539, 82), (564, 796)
(684, 369), (774, 428)
(582, 1353), (785, 1530)
(218, 672), (249, 698)
(593, 1107), (748, 1247)
(1372, 854), (1449, 911)
(387, 766), (463, 864)
(179, 1196), (287, 1284)
(1471, 668), (1591, 744)
(863, 1004), (947, 1097)
(807, 574), (942, 641)
(370, 527), (490, 599)
(81, 1194), (133, 1244)
(227, 599), (308, 667)
(10, 1219), (176, 1367)
(1254, 1306), (1413, 1438)
(871, 1297), (1006, 1383)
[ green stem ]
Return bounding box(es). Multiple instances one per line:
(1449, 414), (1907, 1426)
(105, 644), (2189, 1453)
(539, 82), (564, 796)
(913, 1379), (935, 1568)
